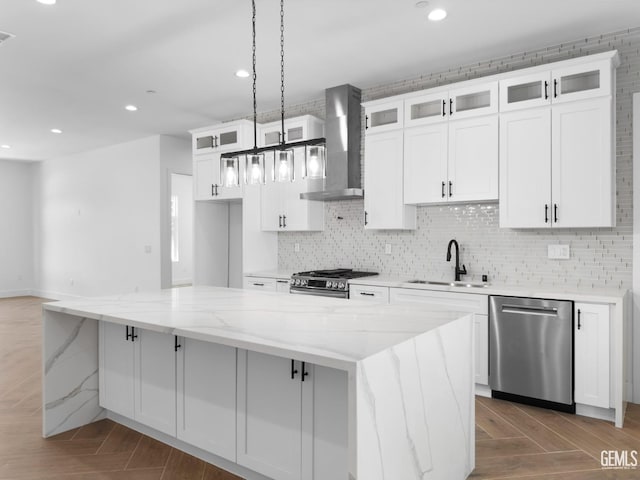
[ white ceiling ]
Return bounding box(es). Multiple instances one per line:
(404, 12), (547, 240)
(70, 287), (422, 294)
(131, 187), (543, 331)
(1, 0), (638, 161)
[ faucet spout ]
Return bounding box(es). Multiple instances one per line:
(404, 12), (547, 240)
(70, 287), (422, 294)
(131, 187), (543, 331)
(446, 239), (467, 282)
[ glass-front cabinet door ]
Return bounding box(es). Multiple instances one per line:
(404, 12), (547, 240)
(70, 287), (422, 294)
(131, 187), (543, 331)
(404, 91), (448, 127)
(364, 100), (404, 134)
(449, 82), (498, 119)
(551, 60), (611, 104)
(499, 72), (552, 112)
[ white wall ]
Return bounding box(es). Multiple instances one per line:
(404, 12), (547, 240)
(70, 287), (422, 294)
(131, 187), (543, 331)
(34, 136), (163, 299)
(159, 135), (192, 288)
(170, 173), (194, 286)
(0, 160), (35, 297)
(633, 92), (640, 403)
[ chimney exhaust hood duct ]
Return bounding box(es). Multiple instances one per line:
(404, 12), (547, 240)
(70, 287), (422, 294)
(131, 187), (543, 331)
(301, 84), (363, 201)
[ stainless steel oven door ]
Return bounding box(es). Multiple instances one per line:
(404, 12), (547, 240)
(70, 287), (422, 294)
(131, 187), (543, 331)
(289, 287), (349, 299)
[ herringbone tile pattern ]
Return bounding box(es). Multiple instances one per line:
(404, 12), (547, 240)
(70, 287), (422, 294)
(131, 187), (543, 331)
(1, 296), (639, 479)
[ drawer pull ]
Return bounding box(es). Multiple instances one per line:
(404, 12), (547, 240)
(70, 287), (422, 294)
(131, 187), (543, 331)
(360, 292), (375, 296)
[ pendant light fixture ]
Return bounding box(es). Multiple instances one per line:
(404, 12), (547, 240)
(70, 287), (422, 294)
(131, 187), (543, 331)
(221, 0), (326, 176)
(273, 0), (294, 183)
(244, 0), (265, 185)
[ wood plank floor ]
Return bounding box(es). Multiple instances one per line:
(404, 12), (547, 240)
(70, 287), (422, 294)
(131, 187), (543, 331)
(2, 296), (639, 479)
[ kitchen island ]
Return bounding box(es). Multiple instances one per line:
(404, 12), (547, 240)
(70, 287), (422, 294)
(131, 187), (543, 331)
(42, 286), (474, 480)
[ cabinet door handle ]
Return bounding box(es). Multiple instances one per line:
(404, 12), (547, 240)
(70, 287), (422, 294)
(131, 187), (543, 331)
(364, 211), (368, 226)
(174, 336), (181, 352)
(442, 100), (446, 116)
(277, 280), (288, 284)
(544, 80), (549, 100)
(544, 204), (549, 223)
(253, 282), (264, 287)
(291, 359), (298, 379)
(553, 79), (558, 98)
(365, 115), (369, 130)
(554, 204), (558, 223)
(125, 325), (132, 341)
(577, 309), (582, 330)
(360, 292), (375, 297)
(282, 215), (287, 228)
(448, 181), (453, 197)
(211, 184), (215, 197)
(214, 136), (219, 148)
(441, 181), (446, 198)
(131, 327), (138, 342)
(278, 215), (283, 228)
(449, 98), (453, 116)
(301, 362), (309, 382)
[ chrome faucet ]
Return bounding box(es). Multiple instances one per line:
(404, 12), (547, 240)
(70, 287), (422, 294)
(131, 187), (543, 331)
(446, 239), (467, 282)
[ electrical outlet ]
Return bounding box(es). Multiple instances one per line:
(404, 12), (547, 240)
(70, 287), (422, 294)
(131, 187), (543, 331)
(144, 245), (152, 254)
(548, 244), (570, 259)
(294, 243), (300, 253)
(385, 244), (392, 255)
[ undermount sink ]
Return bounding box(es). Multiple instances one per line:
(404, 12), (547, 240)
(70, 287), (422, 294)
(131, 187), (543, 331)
(407, 279), (489, 288)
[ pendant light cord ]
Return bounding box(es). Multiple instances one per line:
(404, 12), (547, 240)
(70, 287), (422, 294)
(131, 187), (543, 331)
(280, 0), (285, 145)
(252, 0), (258, 151)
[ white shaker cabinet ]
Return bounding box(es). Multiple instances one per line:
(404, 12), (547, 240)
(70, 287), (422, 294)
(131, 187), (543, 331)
(259, 115), (324, 147)
(500, 97), (614, 228)
(364, 100), (403, 134)
(99, 323), (176, 437)
(275, 279), (291, 293)
(574, 303), (610, 409)
(176, 337), (237, 461)
(243, 276), (277, 291)
(236, 351), (312, 480)
(364, 128), (416, 229)
(349, 284), (390, 303)
(403, 123), (448, 204)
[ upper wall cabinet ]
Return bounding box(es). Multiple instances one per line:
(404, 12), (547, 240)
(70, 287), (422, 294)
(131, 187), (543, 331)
(499, 60), (613, 112)
(259, 115), (324, 147)
(191, 120), (254, 201)
(364, 100), (404, 134)
(499, 52), (618, 228)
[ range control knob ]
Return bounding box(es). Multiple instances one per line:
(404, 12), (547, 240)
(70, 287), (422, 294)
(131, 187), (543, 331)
(338, 282), (345, 290)
(295, 279), (301, 286)
(301, 279), (307, 286)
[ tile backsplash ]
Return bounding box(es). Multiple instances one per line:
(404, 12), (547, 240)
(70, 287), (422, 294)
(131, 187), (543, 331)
(274, 27), (640, 290)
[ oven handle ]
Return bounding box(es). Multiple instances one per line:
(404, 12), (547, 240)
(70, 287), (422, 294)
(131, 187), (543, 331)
(289, 287), (348, 299)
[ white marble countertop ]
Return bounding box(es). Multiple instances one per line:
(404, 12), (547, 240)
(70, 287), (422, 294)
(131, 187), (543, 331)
(348, 275), (627, 304)
(243, 270), (293, 280)
(43, 286), (466, 371)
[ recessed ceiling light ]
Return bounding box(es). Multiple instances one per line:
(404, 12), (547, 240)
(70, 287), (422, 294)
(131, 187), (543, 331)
(1, 145), (10, 149)
(428, 8), (447, 21)
(415, 1), (429, 8)
(51, 128), (62, 134)
(125, 105), (138, 112)
(37, 0), (57, 5)
(235, 70), (250, 78)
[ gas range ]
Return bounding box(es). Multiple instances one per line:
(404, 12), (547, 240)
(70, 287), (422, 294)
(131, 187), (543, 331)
(289, 268), (379, 299)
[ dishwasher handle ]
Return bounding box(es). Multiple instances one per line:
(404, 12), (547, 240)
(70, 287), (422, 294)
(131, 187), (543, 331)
(501, 304), (558, 316)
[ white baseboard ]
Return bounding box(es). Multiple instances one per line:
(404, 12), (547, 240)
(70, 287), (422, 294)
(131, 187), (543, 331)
(475, 384), (491, 398)
(0, 289), (32, 299)
(576, 403), (615, 423)
(30, 289), (87, 301)
(107, 412), (271, 480)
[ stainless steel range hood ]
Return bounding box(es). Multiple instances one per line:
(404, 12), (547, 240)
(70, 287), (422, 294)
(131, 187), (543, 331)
(301, 84), (363, 201)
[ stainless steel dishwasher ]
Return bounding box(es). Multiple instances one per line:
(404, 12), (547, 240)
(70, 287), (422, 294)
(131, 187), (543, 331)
(489, 296), (575, 413)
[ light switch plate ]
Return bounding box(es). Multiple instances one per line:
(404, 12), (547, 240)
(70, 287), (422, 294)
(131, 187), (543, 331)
(385, 244), (392, 255)
(548, 244), (570, 259)
(294, 243), (300, 253)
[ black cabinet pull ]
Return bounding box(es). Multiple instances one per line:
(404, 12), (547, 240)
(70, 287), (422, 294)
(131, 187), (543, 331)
(544, 204), (549, 223)
(449, 99), (453, 116)
(125, 325), (132, 341)
(365, 115), (369, 130)
(448, 181), (453, 197)
(282, 215), (287, 228)
(278, 215), (283, 228)
(131, 327), (138, 342)
(291, 359), (298, 379)
(360, 292), (375, 297)
(364, 211), (368, 226)
(577, 309), (582, 330)
(301, 362), (309, 382)
(553, 79), (558, 98)
(174, 336), (181, 352)
(554, 204), (558, 223)
(215, 184), (219, 196)
(442, 100), (446, 116)
(544, 80), (549, 99)
(441, 181), (446, 198)
(211, 184), (215, 197)
(214, 136), (219, 148)
(253, 282), (264, 287)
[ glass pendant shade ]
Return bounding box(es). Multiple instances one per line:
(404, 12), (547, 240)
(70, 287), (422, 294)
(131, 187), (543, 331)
(274, 148), (294, 182)
(304, 144), (326, 179)
(245, 153), (265, 185)
(222, 157), (240, 187)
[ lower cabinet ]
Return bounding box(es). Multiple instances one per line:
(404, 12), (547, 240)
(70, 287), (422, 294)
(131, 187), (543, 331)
(99, 323), (176, 436)
(237, 350), (348, 480)
(389, 287), (489, 386)
(349, 284), (390, 303)
(243, 276), (291, 293)
(574, 302), (610, 408)
(176, 337), (237, 461)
